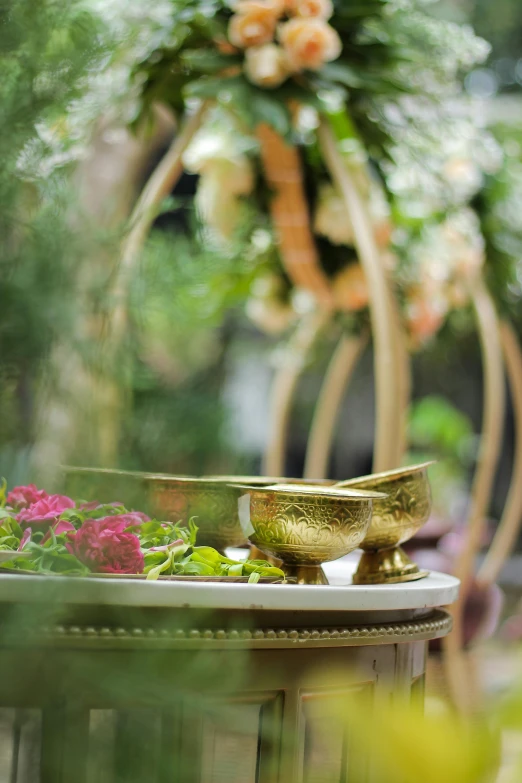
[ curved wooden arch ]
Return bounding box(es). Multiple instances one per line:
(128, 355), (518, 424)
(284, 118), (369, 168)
(477, 320), (522, 587)
(318, 119), (404, 473)
(105, 102), (208, 349)
(304, 332), (369, 479)
(263, 310), (330, 476)
(443, 278), (505, 714)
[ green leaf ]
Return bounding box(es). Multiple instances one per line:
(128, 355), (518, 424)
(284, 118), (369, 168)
(181, 560), (215, 576)
(0, 479), (7, 508)
(9, 518), (23, 538)
(248, 571), (261, 583)
(191, 546), (224, 564)
(146, 550), (174, 580)
(184, 75), (231, 99)
(320, 62), (363, 88)
(250, 91), (291, 137)
(180, 49), (241, 73)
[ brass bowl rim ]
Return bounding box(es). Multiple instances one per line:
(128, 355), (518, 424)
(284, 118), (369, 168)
(335, 460), (436, 488)
(207, 475), (336, 486)
(233, 483), (386, 500)
(62, 468), (337, 490)
(61, 465), (165, 479)
(144, 476), (239, 489)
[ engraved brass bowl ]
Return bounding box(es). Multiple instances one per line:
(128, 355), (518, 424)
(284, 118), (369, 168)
(62, 466), (159, 515)
(336, 461), (434, 584)
(237, 483), (385, 585)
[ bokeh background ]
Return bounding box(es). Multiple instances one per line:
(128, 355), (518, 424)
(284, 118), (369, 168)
(1, 0), (521, 534)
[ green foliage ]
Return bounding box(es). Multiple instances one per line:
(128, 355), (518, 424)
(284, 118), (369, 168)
(478, 146), (522, 322)
(0, 0), (110, 477)
(409, 395), (474, 459)
(121, 214), (269, 474)
(134, 0), (488, 155)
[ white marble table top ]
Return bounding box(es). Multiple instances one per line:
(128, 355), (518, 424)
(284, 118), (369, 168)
(0, 559), (459, 613)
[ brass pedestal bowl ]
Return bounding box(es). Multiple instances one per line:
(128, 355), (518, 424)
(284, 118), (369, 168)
(236, 484), (385, 584)
(336, 462), (434, 584)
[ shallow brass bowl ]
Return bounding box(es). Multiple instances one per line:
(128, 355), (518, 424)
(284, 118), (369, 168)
(61, 466), (156, 514)
(336, 462), (434, 584)
(238, 484), (385, 584)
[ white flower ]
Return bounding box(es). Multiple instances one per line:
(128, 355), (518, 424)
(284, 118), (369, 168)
(314, 182), (391, 247)
(195, 159), (254, 238)
(184, 127), (255, 238)
(246, 274), (296, 334)
(244, 44), (289, 88)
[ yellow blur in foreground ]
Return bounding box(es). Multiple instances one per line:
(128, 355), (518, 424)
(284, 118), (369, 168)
(299, 664), (514, 783)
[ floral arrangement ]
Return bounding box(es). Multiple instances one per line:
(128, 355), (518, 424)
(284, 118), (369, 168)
(0, 482), (284, 581)
(227, 0), (342, 88)
(116, 0), (519, 350)
(23, 0), (521, 351)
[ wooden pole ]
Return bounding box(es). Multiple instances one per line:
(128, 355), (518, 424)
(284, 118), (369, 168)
(318, 118), (404, 472)
(304, 332), (368, 479)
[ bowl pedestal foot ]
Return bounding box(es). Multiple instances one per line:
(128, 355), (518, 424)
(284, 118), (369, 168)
(353, 546), (429, 584)
(283, 565), (329, 585)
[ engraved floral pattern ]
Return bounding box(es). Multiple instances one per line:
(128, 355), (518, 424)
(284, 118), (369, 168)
(150, 484), (246, 550)
(248, 492), (371, 564)
(348, 471), (432, 551)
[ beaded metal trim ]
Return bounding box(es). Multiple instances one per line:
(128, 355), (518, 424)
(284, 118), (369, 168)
(2, 610), (451, 649)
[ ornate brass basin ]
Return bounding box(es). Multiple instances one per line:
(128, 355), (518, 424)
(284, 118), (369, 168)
(237, 483), (385, 584)
(336, 462), (434, 584)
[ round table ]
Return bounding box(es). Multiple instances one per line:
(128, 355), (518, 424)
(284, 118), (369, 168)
(0, 564), (458, 783)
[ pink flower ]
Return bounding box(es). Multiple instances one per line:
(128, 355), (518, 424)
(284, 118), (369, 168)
(18, 529), (32, 551)
(42, 519), (76, 543)
(116, 512), (150, 526)
(66, 517), (144, 574)
(7, 484), (48, 510)
(17, 495), (75, 531)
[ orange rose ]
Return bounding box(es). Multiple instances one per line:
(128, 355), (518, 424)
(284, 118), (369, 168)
(406, 291), (448, 346)
(228, 1), (280, 48)
(279, 18), (341, 70)
(286, 0), (333, 19)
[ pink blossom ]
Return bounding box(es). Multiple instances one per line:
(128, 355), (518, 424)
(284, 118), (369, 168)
(117, 512), (150, 526)
(42, 520), (76, 543)
(7, 484), (48, 510)
(17, 495), (75, 531)
(78, 501), (102, 511)
(18, 529), (32, 551)
(66, 517), (144, 574)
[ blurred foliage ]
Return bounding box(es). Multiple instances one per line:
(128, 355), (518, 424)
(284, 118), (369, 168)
(0, 0), (109, 481)
(0, 0), (521, 485)
(122, 211), (270, 473)
(408, 395), (475, 520)
(409, 396), (474, 461)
